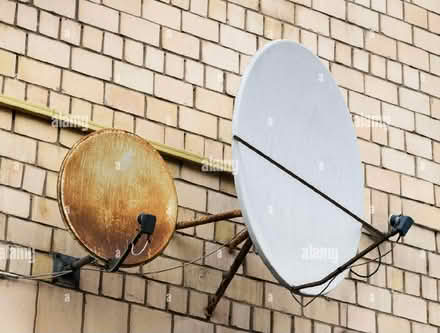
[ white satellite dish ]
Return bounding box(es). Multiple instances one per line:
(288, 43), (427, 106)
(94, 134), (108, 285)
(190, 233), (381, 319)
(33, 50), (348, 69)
(232, 40), (363, 295)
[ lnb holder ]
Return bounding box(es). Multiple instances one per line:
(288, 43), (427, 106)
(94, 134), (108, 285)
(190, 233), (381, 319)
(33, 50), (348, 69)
(106, 213), (156, 272)
(389, 215), (414, 237)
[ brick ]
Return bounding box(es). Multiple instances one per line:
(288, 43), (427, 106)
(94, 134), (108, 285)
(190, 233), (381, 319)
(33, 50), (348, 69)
(70, 48), (111, 80)
(165, 232), (203, 262)
(0, 131), (37, 164)
(184, 264), (222, 294)
(414, 27), (440, 56)
(63, 71), (103, 104)
(122, 40), (142, 66)
(252, 307), (270, 333)
(394, 292), (427, 322)
(35, 0), (75, 18)
(195, 87), (233, 119)
(220, 24), (256, 55)
(403, 199), (440, 231)
(244, 11), (262, 36)
(313, 0), (345, 19)
(260, 0), (294, 23)
(165, 53), (184, 78)
(8, 216), (52, 251)
(397, 42), (429, 72)
(102, 32), (122, 59)
(154, 74), (193, 107)
(357, 283), (391, 312)
(1, 155), (24, 187)
(427, 252), (440, 279)
(347, 305), (376, 333)
(17, 4), (37, 31)
(182, 11), (218, 42)
(394, 243), (427, 276)
(387, 60), (402, 84)
(18, 57), (60, 90)
(0, 0), (16, 24)
(105, 83), (145, 116)
(104, 0), (141, 15)
(400, 88), (430, 115)
(209, 0), (226, 22)
(4, 78), (25, 100)
(302, 297), (338, 325)
(35, 284), (82, 333)
(38, 11), (59, 38)
(227, 3), (245, 29)
(365, 75), (398, 104)
(79, 266), (100, 294)
(145, 97), (176, 127)
(205, 66), (223, 91)
(135, 118), (164, 143)
(28, 34), (70, 68)
(202, 41), (239, 72)
(366, 165), (400, 194)
(179, 106), (217, 139)
(378, 313), (410, 333)
(349, 91), (381, 119)
(403, 66), (419, 90)
(402, 175), (434, 204)
(382, 148), (415, 175)
(124, 275), (145, 304)
(37, 142), (67, 173)
(188, 290), (208, 318)
(32, 196), (64, 228)
(0, 23), (26, 54)
(0, 108), (12, 131)
(145, 280), (167, 308)
(421, 72), (440, 98)
(144, 46), (163, 72)
(131, 306), (171, 333)
(174, 316), (213, 333)
(22, 165), (45, 195)
(404, 271), (420, 296)
(381, 15), (412, 43)
(79, 0), (118, 32)
(358, 140), (380, 165)
(296, 6), (329, 36)
(162, 28), (199, 60)
(335, 42), (351, 65)
(382, 103), (414, 131)
(143, 0), (181, 29)
(114, 61), (153, 94)
(0, 280), (37, 333)
(416, 114), (440, 142)
(81, 26), (102, 52)
(191, 0), (208, 15)
(331, 19), (363, 48)
(365, 32), (396, 59)
(331, 64), (364, 93)
(405, 3), (428, 28)
(121, 13), (159, 46)
(101, 272), (123, 298)
(60, 18), (80, 45)
(417, 158), (440, 185)
(429, 12), (440, 33)
(406, 133), (432, 159)
(84, 295), (128, 333)
(0, 185), (30, 218)
(45, 171), (58, 199)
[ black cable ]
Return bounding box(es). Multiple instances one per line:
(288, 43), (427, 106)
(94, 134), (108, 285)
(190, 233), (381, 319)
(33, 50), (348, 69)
(349, 245), (381, 278)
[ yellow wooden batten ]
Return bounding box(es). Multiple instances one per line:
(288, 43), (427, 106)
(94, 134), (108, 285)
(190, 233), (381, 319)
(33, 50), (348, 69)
(0, 94), (233, 174)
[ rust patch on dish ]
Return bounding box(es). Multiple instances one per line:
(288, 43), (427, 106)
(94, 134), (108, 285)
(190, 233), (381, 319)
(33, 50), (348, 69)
(57, 129), (177, 267)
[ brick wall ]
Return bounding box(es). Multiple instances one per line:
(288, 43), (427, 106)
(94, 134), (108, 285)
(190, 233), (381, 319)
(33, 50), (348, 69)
(0, 0), (439, 332)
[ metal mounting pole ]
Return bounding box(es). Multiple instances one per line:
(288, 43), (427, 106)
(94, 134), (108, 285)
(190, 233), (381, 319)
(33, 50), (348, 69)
(228, 230), (249, 252)
(205, 237), (252, 318)
(176, 209), (242, 230)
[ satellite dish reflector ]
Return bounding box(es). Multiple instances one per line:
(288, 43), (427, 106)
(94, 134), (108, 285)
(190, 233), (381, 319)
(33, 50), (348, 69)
(232, 40), (363, 295)
(58, 129), (178, 267)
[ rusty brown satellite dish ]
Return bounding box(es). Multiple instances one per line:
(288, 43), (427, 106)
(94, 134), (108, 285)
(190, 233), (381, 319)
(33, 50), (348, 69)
(57, 128), (178, 267)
